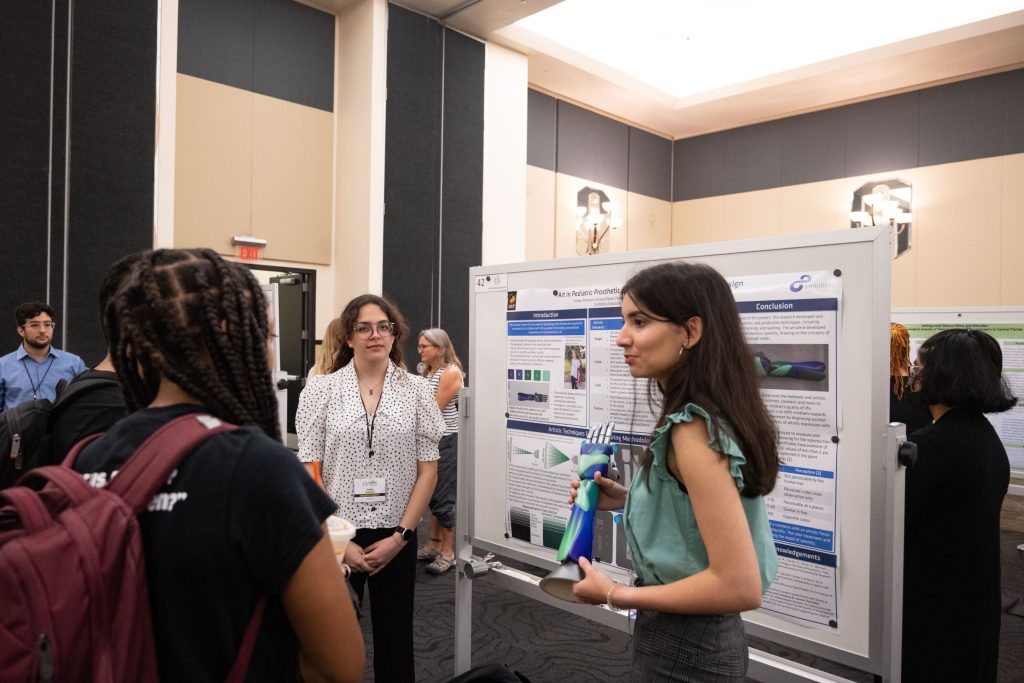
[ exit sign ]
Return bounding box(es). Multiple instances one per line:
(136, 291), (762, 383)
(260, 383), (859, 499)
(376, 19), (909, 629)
(239, 245), (261, 261)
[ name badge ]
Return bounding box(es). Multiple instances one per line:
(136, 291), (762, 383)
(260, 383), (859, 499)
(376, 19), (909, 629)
(353, 477), (386, 504)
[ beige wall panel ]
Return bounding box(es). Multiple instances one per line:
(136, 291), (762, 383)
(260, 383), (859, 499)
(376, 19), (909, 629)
(671, 196), (725, 245)
(721, 188), (782, 240)
(778, 179), (851, 235)
(913, 158), (1002, 306)
(890, 226), (919, 307)
(525, 165), (556, 261)
(554, 172), (627, 258)
(252, 94), (333, 264)
(174, 74), (253, 254)
(1002, 153), (1024, 304)
(626, 192), (671, 251)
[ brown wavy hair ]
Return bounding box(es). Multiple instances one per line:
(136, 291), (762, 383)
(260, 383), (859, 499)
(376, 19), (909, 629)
(332, 294), (409, 372)
(890, 323), (911, 399)
(621, 262), (779, 497)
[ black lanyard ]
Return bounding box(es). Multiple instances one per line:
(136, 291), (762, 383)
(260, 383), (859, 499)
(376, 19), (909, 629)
(359, 381), (384, 457)
(22, 356), (55, 400)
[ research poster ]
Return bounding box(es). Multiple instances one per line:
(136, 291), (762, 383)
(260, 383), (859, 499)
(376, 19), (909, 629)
(504, 286), (653, 572)
(903, 322), (1024, 471)
(503, 272), (843, 628)
(731, 271), (842, 628)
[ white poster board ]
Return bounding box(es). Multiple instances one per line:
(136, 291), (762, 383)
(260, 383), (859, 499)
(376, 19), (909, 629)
(464, 228), (899, 675)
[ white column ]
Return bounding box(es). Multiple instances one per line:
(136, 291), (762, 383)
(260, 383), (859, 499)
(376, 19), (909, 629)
(481, 43), (528, 266)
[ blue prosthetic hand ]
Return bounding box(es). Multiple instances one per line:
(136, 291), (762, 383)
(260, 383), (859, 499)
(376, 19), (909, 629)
(556, 422), (618, 564)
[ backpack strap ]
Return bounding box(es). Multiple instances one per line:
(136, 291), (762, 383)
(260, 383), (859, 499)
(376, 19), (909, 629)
(62, 432), (105, 468)
(0, 485), (53, 533)
(107, 413), (236, 515)
(15, 464), (103, 507)
(225, 596), (268, 683)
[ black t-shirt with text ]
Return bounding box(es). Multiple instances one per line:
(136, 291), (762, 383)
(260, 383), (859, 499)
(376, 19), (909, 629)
(74, 404), (336, 682)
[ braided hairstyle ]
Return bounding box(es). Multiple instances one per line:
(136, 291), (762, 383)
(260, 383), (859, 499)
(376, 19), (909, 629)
(890, 322), (912, 399)
(105, 248), (281, 440)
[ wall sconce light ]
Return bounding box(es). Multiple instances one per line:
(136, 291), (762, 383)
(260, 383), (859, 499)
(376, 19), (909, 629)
(575, 186), (622, 256)
(849, 178), (912, 258)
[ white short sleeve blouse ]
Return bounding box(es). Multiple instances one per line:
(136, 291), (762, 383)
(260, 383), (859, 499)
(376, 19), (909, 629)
(296, 361), (444, 528)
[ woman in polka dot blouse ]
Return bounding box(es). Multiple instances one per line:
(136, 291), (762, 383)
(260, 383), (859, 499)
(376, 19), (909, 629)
(296, 294), (444, 682)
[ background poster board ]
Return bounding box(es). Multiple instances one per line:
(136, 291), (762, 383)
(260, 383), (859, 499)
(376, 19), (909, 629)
(466, 228), (897, 673)
(892, 307), (1024, 479)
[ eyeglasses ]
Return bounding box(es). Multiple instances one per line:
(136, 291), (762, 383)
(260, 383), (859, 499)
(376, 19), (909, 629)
(416, 344), (436, 351)
(354, 321), (395, 339)
(22, 321), (55, 330)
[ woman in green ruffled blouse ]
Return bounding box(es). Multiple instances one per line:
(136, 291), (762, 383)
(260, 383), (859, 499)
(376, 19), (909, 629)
(571, 262), (780, 682)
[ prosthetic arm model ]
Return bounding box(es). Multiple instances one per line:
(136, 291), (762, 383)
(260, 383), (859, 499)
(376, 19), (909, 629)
(539, 422), (617, 603)
(753, 351), (827, 381)
(516, 392), (549, 403)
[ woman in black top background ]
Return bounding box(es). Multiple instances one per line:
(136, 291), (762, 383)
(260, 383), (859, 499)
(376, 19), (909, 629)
(903, 328), (1016, 683)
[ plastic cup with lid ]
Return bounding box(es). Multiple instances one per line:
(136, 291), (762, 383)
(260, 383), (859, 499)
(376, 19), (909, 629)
(327, 516), (356, 557)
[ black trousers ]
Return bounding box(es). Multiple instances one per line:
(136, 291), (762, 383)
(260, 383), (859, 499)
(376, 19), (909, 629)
(349, 526), (418, 682)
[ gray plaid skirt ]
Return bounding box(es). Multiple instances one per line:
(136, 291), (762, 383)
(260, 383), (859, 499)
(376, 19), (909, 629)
(630, 610), (748, 682)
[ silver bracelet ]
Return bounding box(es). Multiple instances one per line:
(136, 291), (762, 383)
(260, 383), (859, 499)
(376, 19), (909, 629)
(605, 581), (620, 610)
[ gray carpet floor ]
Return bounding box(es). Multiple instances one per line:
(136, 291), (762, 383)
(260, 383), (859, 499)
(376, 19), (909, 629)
(351, 527), (1024, 682)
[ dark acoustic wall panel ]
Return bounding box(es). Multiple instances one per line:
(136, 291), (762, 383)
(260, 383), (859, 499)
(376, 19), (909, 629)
(628, 128), (671, 201)
(779, 108), (847, 187)
(440, 28), (484, 379)
(1005, 69), (1024, 154)
(843, 91), (920, 178)
(723, 121), (782, 194)
(66, 0), (158, 364)
(527, 89), (557, 171)
(918, 73), (1005, 167)
(382, 5), (443, 368)
(673, 134), (727, 201)
(253, 0), (334, 112)
(673, 69), (1024, 201)
(177, 0), (254, 92)
(556, 101), (629, 189)
(178, 0), (333, 111)
(0, 1), (61, 350)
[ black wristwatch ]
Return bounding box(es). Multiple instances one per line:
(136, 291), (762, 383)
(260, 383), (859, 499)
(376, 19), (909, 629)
(394, 526), (414, 543)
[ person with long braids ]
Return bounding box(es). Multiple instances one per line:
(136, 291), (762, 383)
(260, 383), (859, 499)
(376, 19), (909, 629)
(414, 327), (464, 574)
(72, 249), (364, 682)
(570, 262), (779, 682)
(889, 322), (930, 432)
(296, 294), (444, 682)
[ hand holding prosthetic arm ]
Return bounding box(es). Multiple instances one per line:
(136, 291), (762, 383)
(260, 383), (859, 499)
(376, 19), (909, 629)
(539, 422), (618, 602)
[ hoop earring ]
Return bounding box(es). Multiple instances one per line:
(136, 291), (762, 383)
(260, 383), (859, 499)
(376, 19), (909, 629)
(678, 346), (686, 357)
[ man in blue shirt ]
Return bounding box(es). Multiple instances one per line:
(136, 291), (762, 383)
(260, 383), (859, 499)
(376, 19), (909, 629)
(0, 302), (86, 411)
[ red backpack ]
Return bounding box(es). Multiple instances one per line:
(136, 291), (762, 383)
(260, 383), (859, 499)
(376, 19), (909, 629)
(0, 413), (265, 682)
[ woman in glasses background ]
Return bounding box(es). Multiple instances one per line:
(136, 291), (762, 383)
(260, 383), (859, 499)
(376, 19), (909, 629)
(296, 294), (444, 682)
(414, 328), (465, 574)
